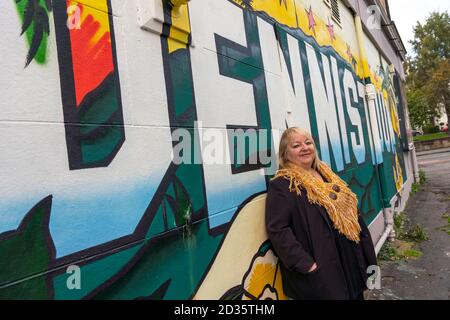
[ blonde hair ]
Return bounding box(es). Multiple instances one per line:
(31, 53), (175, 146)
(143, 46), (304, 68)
(278, 127), (321, 171)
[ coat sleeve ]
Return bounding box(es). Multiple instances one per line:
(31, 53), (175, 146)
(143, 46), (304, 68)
(265, 179), (316, 274)
(358, 211), (378, 267)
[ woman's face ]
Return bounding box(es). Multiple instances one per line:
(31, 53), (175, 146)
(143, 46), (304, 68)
(285, 132), (315, 169)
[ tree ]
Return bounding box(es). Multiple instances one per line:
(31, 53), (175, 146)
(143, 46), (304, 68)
(406, 88), (434, 129)
(425, 59), (450, 126)
(406, 11), (450, 133)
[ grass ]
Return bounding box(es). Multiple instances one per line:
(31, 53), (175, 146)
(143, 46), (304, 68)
(413, 132), (448, 142)
(410, 183), (420, 195)
(393, 212), (407, 239)
(394, 212), (407, 230)
(378, 239), (425, 261)
(419, 170), (426, 184)
(435, 212), (450, 236)
(378, 241), (399, 261)
(400, 224), (429, 242)
(410, 170), (426, 196)
(379, 211), (429, 261)
(394, 211), (429, 242)
(403, 249), (422, 258)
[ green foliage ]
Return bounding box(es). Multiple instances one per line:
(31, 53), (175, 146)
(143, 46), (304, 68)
(379, 211), (427, 262)
(410, 11), (450, 79)
(410, 182), (420, 195)
(406, 11), (450, 129)
(15, 0), (52, 66)
(422, 125), (440, 134)
(410, 170), (425, 195)
(378, 241), (398, 261)
(413, 132), (447, 142)
(400, 224), (429, 242)
(0, 196), (53, 299)
(406, 87), (435, 129)
(394, 212), (407, 230)
(394, 210), (429, 243)
(378, 240), (424, 261)
(425, 59), (450, 121)
(435, 213), (450, 236)
(419, 170), (426, 185)
(403, 249), (422, 258)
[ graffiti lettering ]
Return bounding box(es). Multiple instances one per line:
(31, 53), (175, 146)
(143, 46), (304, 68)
(306, 44), (346, 171)
(343, 68), (366, 164)
(190, 3), (270, 230)
(1, 0), (409, 300)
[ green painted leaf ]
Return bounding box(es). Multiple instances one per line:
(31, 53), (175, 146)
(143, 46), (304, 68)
(0, 196), (54, 299)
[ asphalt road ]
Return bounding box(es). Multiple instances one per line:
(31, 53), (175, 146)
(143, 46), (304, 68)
(417, 149), (450, 193)
(366, 148), (450, 300)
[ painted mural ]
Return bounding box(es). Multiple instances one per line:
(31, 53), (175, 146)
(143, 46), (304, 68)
(14, 0), (52, 66)
(0, 0), (409, 299)
(53, 0), (125, 170)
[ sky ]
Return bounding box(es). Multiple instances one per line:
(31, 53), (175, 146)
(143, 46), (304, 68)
(388, 0), (450, 56)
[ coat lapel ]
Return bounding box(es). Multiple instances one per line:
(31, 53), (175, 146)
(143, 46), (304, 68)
(316, 205), (333, 232)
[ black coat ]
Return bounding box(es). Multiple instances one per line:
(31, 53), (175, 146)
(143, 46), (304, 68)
(265, 177), (377, 300)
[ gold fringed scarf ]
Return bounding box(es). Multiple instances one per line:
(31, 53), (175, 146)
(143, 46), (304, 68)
(274, 162), (361, 243)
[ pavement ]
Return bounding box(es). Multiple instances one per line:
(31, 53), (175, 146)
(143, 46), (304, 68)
(416, 146), (450, 157)
(366, 148), (450, 300)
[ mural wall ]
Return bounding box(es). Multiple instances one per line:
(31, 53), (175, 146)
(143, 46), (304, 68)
(0, 0), (410, 299)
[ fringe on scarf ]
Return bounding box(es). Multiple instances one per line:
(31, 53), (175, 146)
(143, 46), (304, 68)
(274, 162), (361, 243)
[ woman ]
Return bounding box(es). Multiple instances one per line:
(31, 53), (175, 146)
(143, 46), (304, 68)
(265, 127), (377, 300)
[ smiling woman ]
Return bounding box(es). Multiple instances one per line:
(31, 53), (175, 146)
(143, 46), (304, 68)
(0, 0), (412, 300)
(265, 127), (378, 300)
(279, 127), (320, 173)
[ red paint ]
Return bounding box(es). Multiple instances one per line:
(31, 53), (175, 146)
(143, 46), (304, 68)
(68, 4), (114, 107)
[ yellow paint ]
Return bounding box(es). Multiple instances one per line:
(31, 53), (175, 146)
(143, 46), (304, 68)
(354, 16), (370, 79)
(70, 0), (108, 13)
(170, 0), (189, 6)
(192, 195), (286, 299)
(387, 65), (401, 137)
(68, 0), (111, 47)
(231, 0), (365, 78)
(168, 4), (191, 53)
(250, 0), (298, 28)
(390, 96), (400, 136)
(244, 263), (276, 298)
(394, 154), (403, 192)
(241, 248), (287, 300)
(370, 72), (383, 92)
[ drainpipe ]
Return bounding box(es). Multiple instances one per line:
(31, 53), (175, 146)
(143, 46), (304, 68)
(410, 145), (420, 182)
(374, 213), (394, 254)
(354, 12), (395, 250)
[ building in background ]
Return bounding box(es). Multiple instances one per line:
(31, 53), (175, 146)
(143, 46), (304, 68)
(0, 0), (417, 299)
(435, 105), (449, 131)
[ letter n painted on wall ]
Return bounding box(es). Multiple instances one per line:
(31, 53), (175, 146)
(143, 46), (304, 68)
(53, 0), (124, 170)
